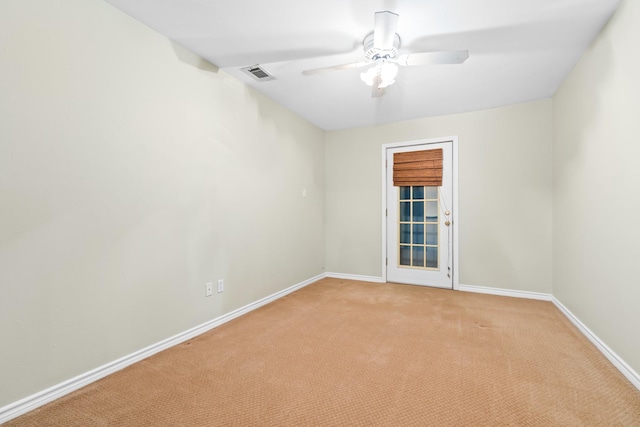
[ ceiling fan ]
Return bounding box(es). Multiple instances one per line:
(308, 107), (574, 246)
(302, 11), (469, 98)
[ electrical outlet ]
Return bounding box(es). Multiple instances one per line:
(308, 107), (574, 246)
(217, 279), (224, 293)
(205, 282), (213, 297)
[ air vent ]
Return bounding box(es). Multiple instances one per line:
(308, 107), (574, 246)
(241, 65), (275, 82)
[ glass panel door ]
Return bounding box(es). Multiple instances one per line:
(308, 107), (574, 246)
(386, 141), (453, 289)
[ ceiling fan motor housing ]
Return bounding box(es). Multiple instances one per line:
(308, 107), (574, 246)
(363, 32), (401, 60)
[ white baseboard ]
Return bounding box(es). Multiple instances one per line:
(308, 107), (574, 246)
(552, 297), (640, 391)
(458, 284), (552, 301)
(3, 275), (638, 424)
(459, 283), (639, 391)
(0, 273), (325, 424)
(324, 272), (385, 283)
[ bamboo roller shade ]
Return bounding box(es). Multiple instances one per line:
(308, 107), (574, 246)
(393, 149), (443, 187)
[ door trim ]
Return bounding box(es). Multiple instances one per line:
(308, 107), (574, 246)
(381, 136), (459, 290)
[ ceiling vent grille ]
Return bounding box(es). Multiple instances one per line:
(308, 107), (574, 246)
(241, 65), (275, 82)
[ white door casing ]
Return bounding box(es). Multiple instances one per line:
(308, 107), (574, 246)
(383, 138), (457, 289)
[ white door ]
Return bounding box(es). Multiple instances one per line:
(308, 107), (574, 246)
(386, 142), (453, 289)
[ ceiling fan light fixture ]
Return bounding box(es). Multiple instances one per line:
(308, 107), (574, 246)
(302, 11), (469, 98)
(360, 61), (398, 89)
(379, 62), (398, 87)
(360, 66), (379, 87)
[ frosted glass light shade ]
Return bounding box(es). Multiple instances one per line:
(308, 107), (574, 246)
(360, 61), (398, 88)
(379, 62), (398, 88)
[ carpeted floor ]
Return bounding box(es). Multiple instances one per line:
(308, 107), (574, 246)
(6, 278), (640, 426)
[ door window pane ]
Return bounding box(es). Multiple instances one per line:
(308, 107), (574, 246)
(412, 201), (424, 222)
(400, 186), (411, 200)
(426, 247), (438, 268)
(400, 246), (411, 266)
(426, 201), (438, 222)
(412, 224), (424, 244)
(426, 224), (438, 245)
(400, 202), (410, 222)
(400, 224), (411, 244)
(412, 246), (425, 267)
(426, 187), (438, 200)
(412, 186), (424, 200)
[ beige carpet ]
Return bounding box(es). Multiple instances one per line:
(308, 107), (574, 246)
(6, 278), (640, 426)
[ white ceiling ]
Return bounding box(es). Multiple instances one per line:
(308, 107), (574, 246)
(104, 0), (620, 130)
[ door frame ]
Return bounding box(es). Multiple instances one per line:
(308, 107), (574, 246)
(381, 136), (460, 290)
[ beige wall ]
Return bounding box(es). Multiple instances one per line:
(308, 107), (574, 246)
(553, 0), (640, 374)
(325, 100), (553, 293)
(0, 0), (325, 406)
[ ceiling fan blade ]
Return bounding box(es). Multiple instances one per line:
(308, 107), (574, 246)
(302, 61), (369, 76)
(371, 75), (386, 98)
(396, 50), (469, 67)
(373, 11), (399, 51)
